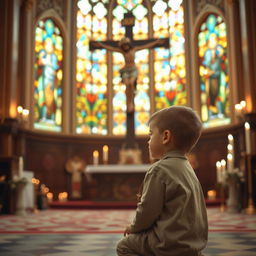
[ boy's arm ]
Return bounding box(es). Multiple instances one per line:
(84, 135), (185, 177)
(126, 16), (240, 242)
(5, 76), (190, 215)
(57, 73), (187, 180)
(130, 168), (165, 233)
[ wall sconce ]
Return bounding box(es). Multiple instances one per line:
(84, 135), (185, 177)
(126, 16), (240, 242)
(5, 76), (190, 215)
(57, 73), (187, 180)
(17, 106), (29, 125)
(235, 100), (246, 121)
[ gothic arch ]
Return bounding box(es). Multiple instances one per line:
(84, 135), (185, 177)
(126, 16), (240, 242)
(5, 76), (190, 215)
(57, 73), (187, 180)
(32, 10), (67, 132)
(193, 4), (226, 35)
(193, 6), (230, 127)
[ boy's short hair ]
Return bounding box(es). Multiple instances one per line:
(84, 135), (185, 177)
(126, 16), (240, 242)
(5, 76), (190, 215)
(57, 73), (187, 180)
(149, 106), (202, 152)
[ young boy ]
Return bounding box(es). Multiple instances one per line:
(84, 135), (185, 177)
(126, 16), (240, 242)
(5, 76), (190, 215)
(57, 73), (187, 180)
(116, 106), (208, 256)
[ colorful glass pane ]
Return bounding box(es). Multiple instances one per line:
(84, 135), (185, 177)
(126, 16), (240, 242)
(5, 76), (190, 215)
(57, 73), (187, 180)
(112, 17), (125, 41)
(34, 19), (63, 132)
(134, 50), (150, 135)
(198, 14), (230, 127)
(154, 3), (186, 110)
(133, 16), (148, 40)
(112, 52), (127, 135)
(117, 0), (143, 10)
(76, 0), (108, 134)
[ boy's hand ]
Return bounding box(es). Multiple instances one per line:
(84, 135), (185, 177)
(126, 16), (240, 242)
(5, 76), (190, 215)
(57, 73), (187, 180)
(124, 225), (132, 237)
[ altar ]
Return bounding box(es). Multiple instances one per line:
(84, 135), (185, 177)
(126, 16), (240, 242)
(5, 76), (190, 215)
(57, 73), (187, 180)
(84, 164), (151, 201)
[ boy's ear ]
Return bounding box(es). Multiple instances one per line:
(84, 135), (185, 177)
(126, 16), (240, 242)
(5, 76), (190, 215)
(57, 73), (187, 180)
(162, 129), (172, 144)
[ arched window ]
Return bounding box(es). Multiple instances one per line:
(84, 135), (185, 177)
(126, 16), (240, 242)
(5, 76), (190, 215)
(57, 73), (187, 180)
(198, 14), (230, 128)
(34, 19), (64, 132)
(153, 0), (186, 110)
(76, 0), (108, 135)
(75, 0), (186, 135)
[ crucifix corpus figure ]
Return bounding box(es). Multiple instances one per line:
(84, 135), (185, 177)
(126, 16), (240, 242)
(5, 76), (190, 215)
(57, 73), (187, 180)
(90, 37), (167, 113)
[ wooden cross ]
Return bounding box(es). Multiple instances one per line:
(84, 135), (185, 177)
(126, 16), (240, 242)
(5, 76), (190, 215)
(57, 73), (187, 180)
(90, 12), (169, 149)
(90, 12), (169, 50)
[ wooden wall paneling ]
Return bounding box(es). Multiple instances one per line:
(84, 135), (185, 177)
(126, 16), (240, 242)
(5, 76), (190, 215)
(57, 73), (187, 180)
(21, 124), (245, 201)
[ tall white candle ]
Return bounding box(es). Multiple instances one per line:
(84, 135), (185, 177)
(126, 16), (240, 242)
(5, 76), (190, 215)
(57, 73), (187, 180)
(227, 153), (233, 173)
(22, 109), (29, 121)
(17, 106), (23, 119)
(18, 156), (24, 178)
(103, 145), (108, 163)
(228, 134), (234, 147)
(221, 159), (226, 182)
(93, 150), (99, 165)
(216, 161), (222, 183)
(244, 122), (251, 154)
(227, 144), (233, 154)
(240, 100), (246, 111)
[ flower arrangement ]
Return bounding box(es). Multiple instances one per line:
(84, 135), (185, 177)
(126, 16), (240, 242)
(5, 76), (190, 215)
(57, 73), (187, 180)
(224, 168), (245, 184)
(222, 168), (245, 185)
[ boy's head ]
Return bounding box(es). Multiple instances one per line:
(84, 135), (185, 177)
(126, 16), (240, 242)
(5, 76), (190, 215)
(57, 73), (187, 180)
(148, 106), (202, 157)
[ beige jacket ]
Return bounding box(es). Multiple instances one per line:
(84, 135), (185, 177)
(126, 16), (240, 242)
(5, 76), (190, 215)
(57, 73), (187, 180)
(130, 151), (208, 256)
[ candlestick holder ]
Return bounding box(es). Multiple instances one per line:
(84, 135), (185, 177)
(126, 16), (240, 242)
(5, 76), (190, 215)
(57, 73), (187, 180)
(217, 166), (244, 213)
(245, 154), (256, 214)
(226, 174), (242, 213)
(32, 178), (40, 213)
(219, 184), (226, 212)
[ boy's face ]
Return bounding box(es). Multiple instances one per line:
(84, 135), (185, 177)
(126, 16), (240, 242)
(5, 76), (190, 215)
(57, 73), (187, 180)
(148, 121), (166, 160)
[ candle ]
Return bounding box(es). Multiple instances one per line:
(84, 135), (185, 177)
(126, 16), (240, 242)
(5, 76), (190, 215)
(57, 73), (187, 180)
(18, 156), (24, 177)
(227, 134), (235, 167)
(235, 104), (242, 111)
(103, 145), (109, 164)
(227, 153), (233, 173)
(227, 144), (233, 154)
(216, 161), (222, 183)
(228, 134), (234, 147)
(240, 100), (246, 111)
(93, 150), (99, 165)
(207, 190), (216, 200)
(62, 192), (68, 201)
(17, 106), (23, 114)
(47, 192), (53, 202)
(235, 101), (246, 116)
(58, 192), (68, 202)
(17, 106), (23, 121)
(221, 159), (226, 181)
(22, 109), (29, 121)
(244, 122), (251, 154)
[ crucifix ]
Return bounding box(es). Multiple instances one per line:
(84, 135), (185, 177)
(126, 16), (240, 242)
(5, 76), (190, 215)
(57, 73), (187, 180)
(90, 12), (169, 150)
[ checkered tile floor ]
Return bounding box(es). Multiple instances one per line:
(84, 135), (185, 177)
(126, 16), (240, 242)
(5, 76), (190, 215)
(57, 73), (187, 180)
(0, 208), (256, 255)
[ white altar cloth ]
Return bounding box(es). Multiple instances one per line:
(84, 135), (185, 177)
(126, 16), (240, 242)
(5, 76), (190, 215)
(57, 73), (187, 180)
(85, 164), (151, 173)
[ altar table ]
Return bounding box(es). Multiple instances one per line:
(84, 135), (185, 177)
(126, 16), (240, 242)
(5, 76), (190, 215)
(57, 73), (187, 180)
(85, 164), (151, 173)
(84, 164), (151, 201)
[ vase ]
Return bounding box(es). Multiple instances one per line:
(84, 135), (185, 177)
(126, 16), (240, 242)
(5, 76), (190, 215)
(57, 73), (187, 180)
(226, 178), (241, 213)
(15, 183), (27, 216)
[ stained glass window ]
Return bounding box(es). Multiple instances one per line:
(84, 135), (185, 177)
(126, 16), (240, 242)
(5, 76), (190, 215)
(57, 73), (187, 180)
(76, 0), (108, 134)
(76, 0), (185, 135)
(198, 14), (230, 127)
(153, 0), (186, 110)
(34, 19), (63, 132)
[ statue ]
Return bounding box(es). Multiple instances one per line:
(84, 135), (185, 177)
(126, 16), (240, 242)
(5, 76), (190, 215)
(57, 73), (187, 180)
(66, 156), (86, 199)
